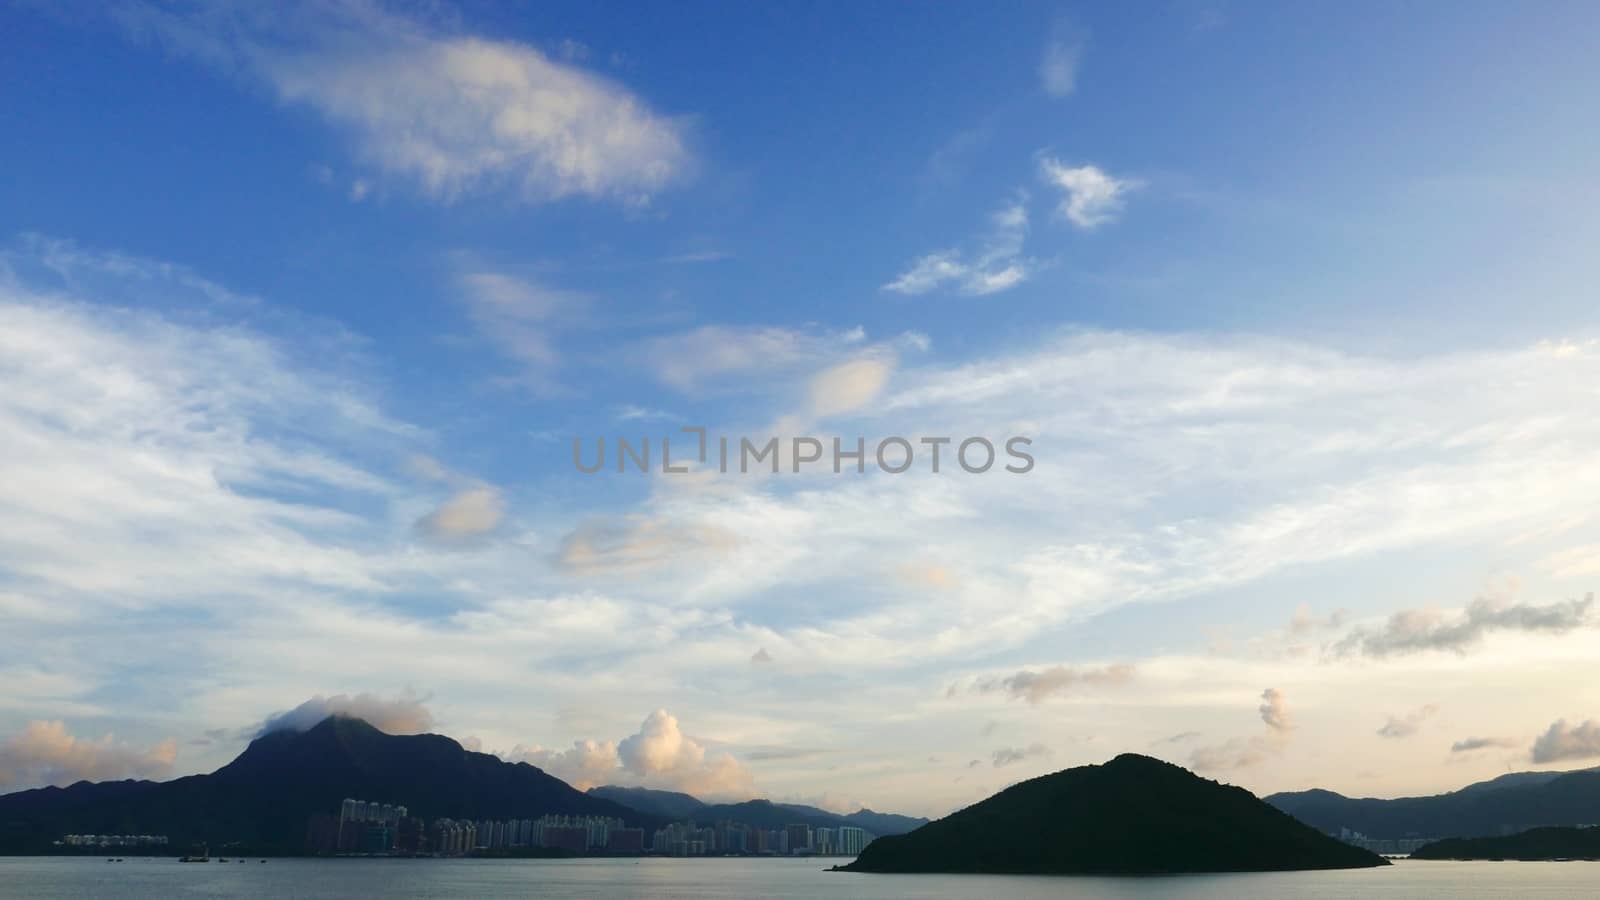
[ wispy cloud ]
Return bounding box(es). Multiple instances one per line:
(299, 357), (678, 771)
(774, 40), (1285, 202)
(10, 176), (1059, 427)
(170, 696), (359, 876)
(113, 2), (690, 205)
(1450, 736), (1519, 753)
(883, 198), (1034, 296)
(639, 324), (867, 393)
(967, 664), (1135, 704)
(1376, 704), (1438, 739)
(1038, 25), (1086, 98)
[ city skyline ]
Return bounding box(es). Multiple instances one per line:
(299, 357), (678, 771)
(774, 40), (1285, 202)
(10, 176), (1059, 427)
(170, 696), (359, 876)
(4, 1), (1600, 822)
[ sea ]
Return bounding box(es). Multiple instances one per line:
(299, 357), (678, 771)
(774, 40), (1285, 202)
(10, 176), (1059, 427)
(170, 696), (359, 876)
(0, 856), (1595, 899)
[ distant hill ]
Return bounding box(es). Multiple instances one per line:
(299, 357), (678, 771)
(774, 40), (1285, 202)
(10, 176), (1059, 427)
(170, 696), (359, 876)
(1411, 826), (1600, 860)
(588, 785), (706, 821)
(0, 716), (655, 854)
(842, 754), (1386, 875)
(587, 786), (927, 835)
(1266, 766), (1600, 840)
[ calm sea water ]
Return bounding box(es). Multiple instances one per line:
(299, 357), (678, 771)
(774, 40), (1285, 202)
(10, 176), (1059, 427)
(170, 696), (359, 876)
(0, 856), (1596, 899)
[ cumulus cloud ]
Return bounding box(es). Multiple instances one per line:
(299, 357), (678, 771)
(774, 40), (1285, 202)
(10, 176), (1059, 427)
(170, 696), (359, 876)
(1191, 689), (1292, 771)
(968, 664), (1135, 704)
(1451, 736), (1520, 753)
(1337, 593), (1596, 658)
(0, 721), (177, 788)
(256, 692), (435, 737)
(991, 743), (1052, 768)
(1038, 158), (1138, 228)
(523, 709), (757, 799)
(514, 739), (621, 791)
(615, 710), (754, 798)
(1259, 688), (1291, 732)
(1376, 704), (1438, 739)
(883, 198), (1034, 296)
(416, 486), (506, 540)
(116, 4), (690, 204)
(1531, 719), (1600, 764)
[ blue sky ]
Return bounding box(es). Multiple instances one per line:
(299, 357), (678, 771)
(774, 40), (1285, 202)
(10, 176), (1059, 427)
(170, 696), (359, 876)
(3, 1), (1600, 815)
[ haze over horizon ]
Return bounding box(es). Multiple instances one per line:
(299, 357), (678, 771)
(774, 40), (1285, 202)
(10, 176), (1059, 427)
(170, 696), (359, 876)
(4, 1), (1600, 822)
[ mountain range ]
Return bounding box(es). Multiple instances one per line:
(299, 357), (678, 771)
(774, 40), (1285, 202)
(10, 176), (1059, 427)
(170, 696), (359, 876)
(586, 785), (927, 835)
(842, 753), (1386, 874)
(0, 716), (654, 853)
(1265, 766), (1600, 840)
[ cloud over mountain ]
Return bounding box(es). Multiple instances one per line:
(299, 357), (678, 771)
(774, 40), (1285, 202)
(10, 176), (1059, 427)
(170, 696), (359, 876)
(257, 692), (435, 737)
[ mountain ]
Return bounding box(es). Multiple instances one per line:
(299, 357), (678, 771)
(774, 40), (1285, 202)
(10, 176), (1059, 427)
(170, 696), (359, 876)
(776, 803), (928, 836)
(1266, 766), (1600, 840)
(842, 754), (1387, 875)
(587, 786), (706, 821)
(0, 716), (656, 854)
(587, 786), (928, 835)
(1411, 826), (1600, 860)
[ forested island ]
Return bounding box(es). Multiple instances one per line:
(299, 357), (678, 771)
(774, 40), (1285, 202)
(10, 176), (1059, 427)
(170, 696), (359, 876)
(841, 753), (1387, 875)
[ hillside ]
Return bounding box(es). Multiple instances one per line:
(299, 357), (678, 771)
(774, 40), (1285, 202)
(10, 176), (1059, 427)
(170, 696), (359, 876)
(1411, 826), (1600, 860)
(588, 786), (927, 835)
(0, 716), (654, 854)
(842, 754), (1386, 875)
(1267, 767), (1600, 840)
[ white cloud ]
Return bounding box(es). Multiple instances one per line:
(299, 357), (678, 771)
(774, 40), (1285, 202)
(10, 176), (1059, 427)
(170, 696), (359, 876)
(0, 721), (177, 788)
(116, 3), (690, 205)
(457, 270), (592, 388)
(515, 739), (621, 791)
(640, 325), (866, 392)
(1039, 158), (1138, 228)
(257, 692), (436, 736)
(884, 198), (1035, 296)
(1039, 31), (1085, 98)
(514, 709), (756, 799)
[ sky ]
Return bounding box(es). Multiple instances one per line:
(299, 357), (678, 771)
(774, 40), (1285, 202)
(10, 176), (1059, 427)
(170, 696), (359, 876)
(3, 1), (1600, 818)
